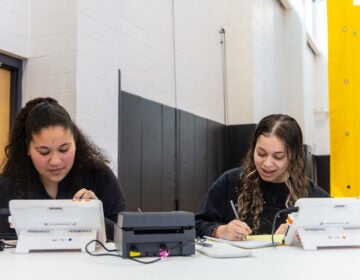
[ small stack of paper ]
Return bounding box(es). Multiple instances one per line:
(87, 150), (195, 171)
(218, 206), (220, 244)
(204, 234), (284, 249)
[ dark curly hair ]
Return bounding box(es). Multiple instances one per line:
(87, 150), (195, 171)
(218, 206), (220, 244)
(237, 114), (308, 233)
(0, 97), (109, 197)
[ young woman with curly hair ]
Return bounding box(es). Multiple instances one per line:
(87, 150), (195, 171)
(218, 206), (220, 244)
(195, 114), (329, 240)
(0, 97), (126, 240)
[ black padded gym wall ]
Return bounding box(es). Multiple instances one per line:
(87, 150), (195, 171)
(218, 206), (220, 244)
(118, 91), (225, 212)
(118, 92), (176, 212)
(178, 111), (225, 211)
(225, 124), (256, 170)
(313, 155), (330, 194)
(118, 90), (330, 212)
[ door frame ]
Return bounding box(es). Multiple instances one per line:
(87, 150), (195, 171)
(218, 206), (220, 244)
(0, 53), (22, 127)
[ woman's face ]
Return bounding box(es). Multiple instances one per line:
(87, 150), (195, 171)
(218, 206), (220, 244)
(253, 134), (289, 183)
(28, 125), (76, 188)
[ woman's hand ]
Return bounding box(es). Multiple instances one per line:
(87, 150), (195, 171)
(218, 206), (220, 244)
(73, 188), (98, 200)
(214, 220), (252, 241)
(275, 223), (288, 234)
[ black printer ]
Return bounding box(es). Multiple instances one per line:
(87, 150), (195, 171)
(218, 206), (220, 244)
(114, 211), (195, 258)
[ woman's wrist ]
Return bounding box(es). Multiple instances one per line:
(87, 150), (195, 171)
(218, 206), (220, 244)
(211, 224), (220, 237)
(212, 224), (225, 238)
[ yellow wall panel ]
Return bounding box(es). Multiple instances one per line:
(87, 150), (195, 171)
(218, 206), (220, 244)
(328, 1), (360, 196)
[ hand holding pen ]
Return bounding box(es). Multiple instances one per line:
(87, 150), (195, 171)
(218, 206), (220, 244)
(229, 200), (252, 240)
(211, 200), (252, 241)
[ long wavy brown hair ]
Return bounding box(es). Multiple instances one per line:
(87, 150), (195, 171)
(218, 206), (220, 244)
(237, 114), (308, 233)
(0, 97), (109, 197)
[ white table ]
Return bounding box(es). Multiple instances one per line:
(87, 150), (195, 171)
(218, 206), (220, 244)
(1, 243), (359, 280)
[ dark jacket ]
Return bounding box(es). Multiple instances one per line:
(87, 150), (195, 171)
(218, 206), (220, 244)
(0, 165), (126, 241)
(195, 167), (329, 237)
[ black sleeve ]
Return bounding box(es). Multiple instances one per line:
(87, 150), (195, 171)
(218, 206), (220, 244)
(195, 168), (240, 237)
(0, 177), (9, 209)
(307, 180), (330, 198)
(90, 167), (127, 241)
(0, 177), (17, 239)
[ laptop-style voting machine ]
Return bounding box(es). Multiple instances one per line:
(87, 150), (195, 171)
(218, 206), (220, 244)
(284, 197), (360, 250)
(114, 211), (195, 257)
(9, 199), (106, 253)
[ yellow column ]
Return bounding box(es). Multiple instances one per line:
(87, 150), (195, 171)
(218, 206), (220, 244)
(328, 0), (360, 196)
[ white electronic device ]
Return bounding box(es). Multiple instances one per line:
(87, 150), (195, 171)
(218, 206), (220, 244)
(9, 199), (106, 253)
(284, 197), (360, 250)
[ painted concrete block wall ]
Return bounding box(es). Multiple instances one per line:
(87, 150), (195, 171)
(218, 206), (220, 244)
(252, 0), (287, 121)
(106, 0), (225, 124)
(303, 45), (316, 154)
(0, 0), (29, 58)
(222, 0), (329, 155)
(173, 0), (225, 123)
(26, 0), (77, 117)
(224, 0), (307, 125)
(75, 0), (227, 169)
(312, 0), (329, 155)
(75, 0), (177, 171)
(76, 0), (121, 170)
(0, 0), (330, 172)
(113, 0), (176, 109)
(222, 0), (254, 124)
(282, 10), (305, 128)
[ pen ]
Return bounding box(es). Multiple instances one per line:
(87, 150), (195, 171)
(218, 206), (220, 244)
(230, 200), (247, 240)
(230, 200), (240, 219)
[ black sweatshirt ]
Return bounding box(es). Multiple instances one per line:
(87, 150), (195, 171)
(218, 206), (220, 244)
(195, 167), (329, 237)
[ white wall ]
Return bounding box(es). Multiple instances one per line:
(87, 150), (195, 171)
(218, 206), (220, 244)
(222, 0), (329, 155)
(311, 0), (329, 155)
(75, 0), (226, 170)
(26, 0), (77, 116)
(76, 0), (121, 170)
(115, 0), (176, 108)
(224, 0), (306, 124)
(252, 0), (293, 121)
(0, 0), (330, 173)
(173, 0), (224, 122)
(222, 0), (254, 124)
(0, 0), (77, 120)
(0, 0), (29, 58)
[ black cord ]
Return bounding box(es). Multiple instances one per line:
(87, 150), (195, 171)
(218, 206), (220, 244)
(271, 207), (299, 247)
(85, 239), (162, 264)
(0, 240), (16, 251)
(85, 239), (195, 264)
(85, 239), (120, 256)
